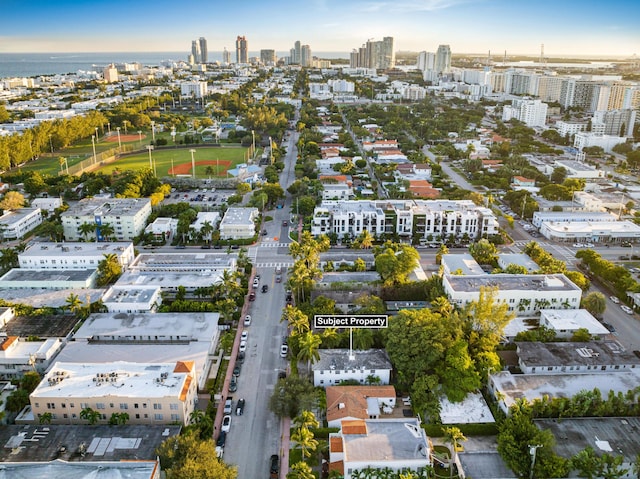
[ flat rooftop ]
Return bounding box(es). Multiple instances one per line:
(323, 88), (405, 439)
(0, 424), (180, 462)
(555, 159), (598, 172)
(542, 220), (640, 235)
(497, 254), (539, 272)
(536, 417), (640, 462)
(0, 269), (96, 282)
(116, 270), (226, 289)
(220, 207), (258, 225)
(439, 392), (495, 425)
(61, 198), (150, 217)
(131, 252), (235, 270)
(314, 349), (392, 372)
(102, 286), (158, 305)
(516, 341), (640, 367)
(446, 273), (580, 293)
(74, 312), (219, 342)
(342, 419), (429, 463)
(0, 288), (104, 310)
(540, 309), (609, 335)
(0, 208), (40, 224)
(442, 254), (484, 275)
(20, 241), (132, 257)
(492, 369), (640, 410)
(32, 361), (191, 399)
(0, 460), (159, 478)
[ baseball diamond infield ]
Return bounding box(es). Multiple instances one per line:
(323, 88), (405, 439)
(169, 160), (232, 176)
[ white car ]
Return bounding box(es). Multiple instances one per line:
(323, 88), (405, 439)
(610, 296), (620, 304)
(253, 278), (259, 288)
(221, 415), (231, 432)
(621, 305), (634, 314)
(244, 315), (252, 326)
(239, 340), (247, 353)
(280, 344), (288, 358)
(241, 331), (248, 342)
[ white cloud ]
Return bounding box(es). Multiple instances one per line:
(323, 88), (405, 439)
(360, 0), (480, 13)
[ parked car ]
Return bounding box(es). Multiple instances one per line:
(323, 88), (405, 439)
(244, 315), (252, 326)
(262, 284), (269, 293)
(253, 278), (260, 288)
(270, 454), (279, 478)
(239, 340), (247, 353)
(233, 364), (241, 377)
(215, 431), (226, 458)
(241, 331), (248, 342)
(248, 292), (256, 301)
(280, 344), (289, 358)
(229, 377), (238, 392)
(603, 322), (617, 333)
(282, 220), (288, 227)
(237, 351), (245, 363)
(621, 305), (634, 314)
(221, 415), (231, 432)
(223, 398), (233, 415)
(610, 296), (620, 304)
(236, 398), (245, 416)
(276, 275), (282, 283)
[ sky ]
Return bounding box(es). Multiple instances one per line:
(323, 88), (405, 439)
(1, 0), (639, 57)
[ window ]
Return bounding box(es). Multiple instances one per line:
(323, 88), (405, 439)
(63, 413), (68, 419)
(80, 403), (88, 409)
(47, 403), (55, 409)
(134, 403), (139, 409)
(170, 403), (179, 410)
(153, 403), (162, 410)
(96, 403), (105, 409)
(109, 403), (114, 408)
(154, 414), (163, 421)
(120, 403), (129, 410)
(171, 414), (180, 421)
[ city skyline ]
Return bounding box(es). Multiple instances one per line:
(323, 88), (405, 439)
(1, 0), (639, 57)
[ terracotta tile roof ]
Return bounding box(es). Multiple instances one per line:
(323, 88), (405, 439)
(409, 180), (440, 199)
(174, 361), (195, 373)
(326, 385), (396, 424)
(342, 419), (367, 435)
(330, 436), (344, 453)
(0, 336), (17, 351)
(513, 176), (535, 183)
(329, 460), (344, 475)
(179, 375), (192, 402)
(320, 175), (348, 184)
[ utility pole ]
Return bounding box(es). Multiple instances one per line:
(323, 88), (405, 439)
(190, 149), (197, 179)
(529, 444), (542, 479)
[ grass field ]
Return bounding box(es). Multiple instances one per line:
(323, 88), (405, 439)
(98, 146), (249, 178)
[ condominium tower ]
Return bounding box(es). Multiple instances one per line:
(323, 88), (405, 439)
(236, 35), (248, 63)
(435, 44), (452, 74)
(349, 37), (395, 70)
(199, 37), (208, 63)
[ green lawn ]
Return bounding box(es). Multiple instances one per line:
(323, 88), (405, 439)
(98, 146), (248, 178)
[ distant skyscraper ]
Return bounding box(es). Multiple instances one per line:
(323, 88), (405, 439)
(349, 37), (395, 70)
(301, 45), (311, 67)
(417, 51), (435, 72)
(191, 40), (201, 64)
(236, 36), (248, 63)
(260, 49), (276, 65)
(223, 48), (231, 64)
(294, 40), (301, 64)
(199, 37), (208, 63)
(435, 44), (451, 74)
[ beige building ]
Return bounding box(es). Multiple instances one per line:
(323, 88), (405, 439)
(30, 360), (198, 425)
(61, 198), (151, 241)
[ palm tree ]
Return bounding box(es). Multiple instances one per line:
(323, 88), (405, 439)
(297, 331), (321, 374)
(294, 410), (319, 430)
(431, 296), (453, 317)
(99, 223), (115, 242)
(200, 220), (214, 245)
(443, 426), (466, 479)
(356, 230), (374, 249)
(0, 248), (18, 272)
(281, 305), (309, 336)
(287, 461), (315, 479)
(321, 328), (341, 348)
(65, 293), (83, 315)
(290, 425), (318, 459)
(78, 222), (96, 241)
(39, 412), (53, 425)
(80, 407), (101, 425)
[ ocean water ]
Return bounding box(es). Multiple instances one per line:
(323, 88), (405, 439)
(0, 51), (350, 78)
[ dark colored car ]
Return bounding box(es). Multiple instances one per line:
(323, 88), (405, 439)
(270, 454), (279, 478)
(229, 377), (238, 392)
(233, 364), (241, 377)
(248, 292), (256, 301)
(262, 284), (269, 293)
(237, 351), (245, 363)
(236, 398), (245, 416)
(282, 220), (288, 227)
(216, 430), (227, 448)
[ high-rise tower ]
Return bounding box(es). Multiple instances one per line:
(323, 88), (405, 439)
(199, 37), (208, 63)
(236, 36), (248, 63)
(435, 44), (451, 74)
(191, 40), (201, 64)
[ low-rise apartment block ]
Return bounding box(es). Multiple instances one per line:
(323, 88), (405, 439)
(30, 360), (198, 425)
(18, 242), (135, 270)
(61, 198), (152, 241)
(219, 207), (259, 239)
(443, 273), (582, 315)
(0, 208), (43, 240)
(311, 200), (499, 242)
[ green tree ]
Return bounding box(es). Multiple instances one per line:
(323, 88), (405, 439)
(469, 238), (498, 265)
(80, 407), (101, 425)
(64, 293), (83, 315)
(281, 305), (310, 336)
(290, 426), (318, 459)
(21, 371), (42, 393)
(354, 230), (375, 249)
(435, 243), (449, 265)
(156, 432), (237, 479)
(443, 427), (466, 479)
(78, 222), (96, 241)
(269, 375), (318, 418)
(0, 191), (26, 211)
(99, 223), (115, 241)
(297, 331), (322, 374)
(287, 461), (315, 479)
(374, 242), (420, 286)
(5, 388), (29, 413)
(39, 412), (53, 425)
(96, 253), (122, 286)
(581, 291), (606, 318)
(550, 166), (567, 184)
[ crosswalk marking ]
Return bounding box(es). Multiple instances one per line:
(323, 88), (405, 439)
(259, 242), (290, 248)
(255, 262), (294, 268)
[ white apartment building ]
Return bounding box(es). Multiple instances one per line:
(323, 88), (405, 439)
(30, 196), (63, 213)
(0, 335), (64, 379)
(502, 99), (548, 127)
(0, 208), (43, 240)
(329, 418), (431, 479)
(219, 207), (259, 240)
(18, 242), (135, 270)
(102, 285), (162, 313)
(30, 360), (198, 425)
(532, 211), (616, 228)
(555, 120), (588, 137)
(180, 81), (207, 99)
(554, 159), (604, 179)
(322, 183), (355, 201)
(538, 309), (609, 339)
(311, 200), (499, 242)
(539, 219), (640, 243)
(61, 198), (152, 241)
(443, 273), (582, 315)
(144, 217), (178, 241)
(312, 349), (393, 388)
(574, 132), (627, 153)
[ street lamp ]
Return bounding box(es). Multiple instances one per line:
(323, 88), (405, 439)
(95, 127), (99, 141)
(138, 130), (142, 147)
(529, 444), (543, 479)
(151, 121), (155, 142)
(189, 149), (196, 179)
(91, 135), (97, 164)
(146, 145), (154, 172)
(116, 127), (122, 149)
(107, 122), (111, 134)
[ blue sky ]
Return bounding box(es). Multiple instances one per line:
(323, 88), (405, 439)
(1, 0), (638, 56)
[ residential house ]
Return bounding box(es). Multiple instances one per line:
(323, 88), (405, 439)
(538, 309), (610, 339)
(326, 385), (397, 428)
(313, 349), (393, 387)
